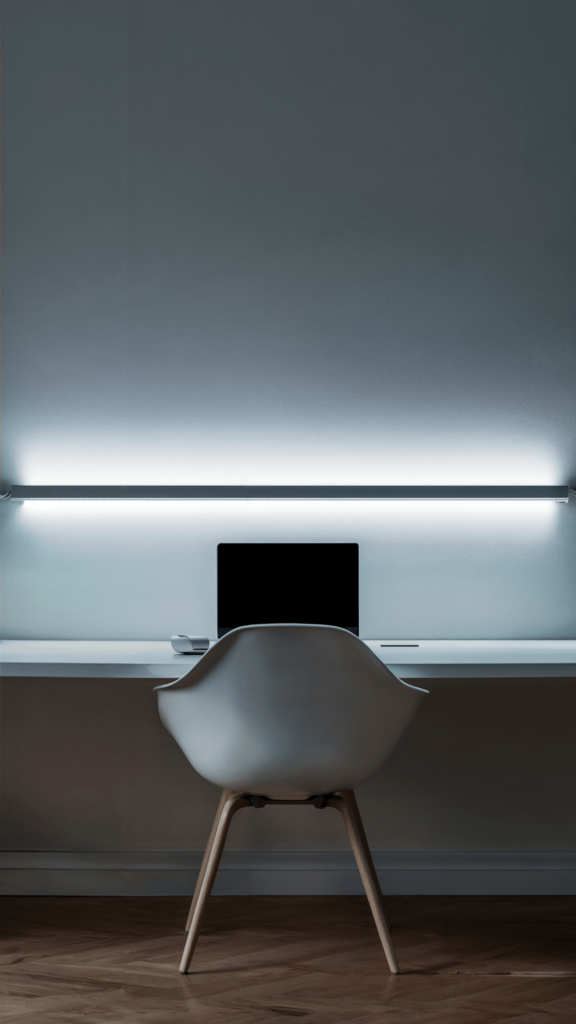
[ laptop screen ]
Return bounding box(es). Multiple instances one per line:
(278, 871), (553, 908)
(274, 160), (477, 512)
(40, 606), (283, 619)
(217, 543), (359, 638)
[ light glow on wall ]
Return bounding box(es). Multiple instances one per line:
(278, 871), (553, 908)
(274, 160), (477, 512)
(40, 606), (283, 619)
(13, 430), (560, 489)
(17, 496), (558, 538)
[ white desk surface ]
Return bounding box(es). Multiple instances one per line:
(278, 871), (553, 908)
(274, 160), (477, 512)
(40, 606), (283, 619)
(1, 639), (576, 679)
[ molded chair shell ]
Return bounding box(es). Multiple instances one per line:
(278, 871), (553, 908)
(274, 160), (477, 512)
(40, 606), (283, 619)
(156, 623), (426, 799)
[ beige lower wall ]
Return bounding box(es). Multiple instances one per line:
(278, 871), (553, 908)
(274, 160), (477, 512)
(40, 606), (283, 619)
(2, 675), (576, 853)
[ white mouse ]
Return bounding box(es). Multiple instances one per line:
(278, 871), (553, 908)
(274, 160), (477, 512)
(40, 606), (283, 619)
(170, 635), (210, 654)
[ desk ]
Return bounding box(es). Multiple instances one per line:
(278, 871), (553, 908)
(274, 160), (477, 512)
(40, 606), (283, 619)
(2, 638), (576, 679)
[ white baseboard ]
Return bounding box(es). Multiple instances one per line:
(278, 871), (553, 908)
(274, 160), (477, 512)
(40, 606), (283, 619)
(1, 850), (575, 896)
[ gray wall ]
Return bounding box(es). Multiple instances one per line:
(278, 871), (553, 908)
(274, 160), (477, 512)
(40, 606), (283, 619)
(2, 0), (576, 640)
(1, 1), (576, 875)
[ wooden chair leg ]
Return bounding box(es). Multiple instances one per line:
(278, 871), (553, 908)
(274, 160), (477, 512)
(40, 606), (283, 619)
(328, 793), (399, 974)
(180, 790), (249, 974)
(336, 789), (392, 930)
(185, 789), (230, 932)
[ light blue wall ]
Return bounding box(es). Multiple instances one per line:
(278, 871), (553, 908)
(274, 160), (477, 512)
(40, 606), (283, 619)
(2, 0), (576, 640)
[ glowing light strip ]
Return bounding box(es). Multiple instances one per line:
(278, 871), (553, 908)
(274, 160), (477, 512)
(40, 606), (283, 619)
(0, 485), (572, 502)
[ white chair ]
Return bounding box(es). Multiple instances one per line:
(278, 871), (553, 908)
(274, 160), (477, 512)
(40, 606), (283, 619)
(156, 623), (427, 974)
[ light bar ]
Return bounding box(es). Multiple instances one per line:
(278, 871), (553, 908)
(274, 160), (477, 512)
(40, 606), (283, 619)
(1, 485), (572, 501)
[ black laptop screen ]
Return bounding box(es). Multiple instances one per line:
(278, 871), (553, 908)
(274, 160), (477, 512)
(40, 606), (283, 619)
(217, 543), (359, 638)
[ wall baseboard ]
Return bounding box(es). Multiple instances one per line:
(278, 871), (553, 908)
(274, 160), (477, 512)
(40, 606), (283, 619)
(1, 850), (575, 896)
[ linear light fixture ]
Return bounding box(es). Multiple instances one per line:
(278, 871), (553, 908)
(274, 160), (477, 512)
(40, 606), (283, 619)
(0, 485), (572, 501)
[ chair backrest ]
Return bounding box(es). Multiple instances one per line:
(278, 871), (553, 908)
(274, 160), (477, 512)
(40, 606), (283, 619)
(156, 624), (427, 799)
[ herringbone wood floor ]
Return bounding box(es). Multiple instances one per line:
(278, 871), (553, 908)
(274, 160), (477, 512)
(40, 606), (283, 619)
(1, 896), (575, 1022)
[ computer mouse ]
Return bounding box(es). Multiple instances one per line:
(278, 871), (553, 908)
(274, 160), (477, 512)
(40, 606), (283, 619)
(170, 635), (210, 654)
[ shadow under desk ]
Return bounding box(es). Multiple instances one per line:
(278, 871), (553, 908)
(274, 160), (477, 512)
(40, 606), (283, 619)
(2, 639), (576, 897)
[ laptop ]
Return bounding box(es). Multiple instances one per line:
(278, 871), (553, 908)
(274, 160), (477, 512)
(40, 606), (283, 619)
(217, 543), (359, 638)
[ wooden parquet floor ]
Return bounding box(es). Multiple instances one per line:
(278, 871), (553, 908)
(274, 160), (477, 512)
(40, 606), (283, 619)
(1, 896), (575, 1023)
